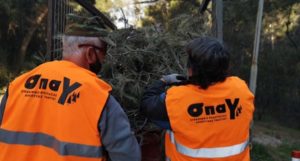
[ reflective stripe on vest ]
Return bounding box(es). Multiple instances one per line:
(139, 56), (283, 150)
(0, 128), (103, 158)
(166, 130), (249, 158)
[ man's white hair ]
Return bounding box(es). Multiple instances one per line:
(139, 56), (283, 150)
(62, 35), (102, 57)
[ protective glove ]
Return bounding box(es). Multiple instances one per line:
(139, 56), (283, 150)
(161, 74), (187, 85)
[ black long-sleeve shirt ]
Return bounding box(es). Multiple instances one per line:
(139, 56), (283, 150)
(141, 80), (171, 129)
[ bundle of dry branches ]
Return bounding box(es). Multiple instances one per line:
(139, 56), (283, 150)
(101, 14), (208, 138)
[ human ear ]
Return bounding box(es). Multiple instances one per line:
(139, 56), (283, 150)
(85, 47), (96, 64)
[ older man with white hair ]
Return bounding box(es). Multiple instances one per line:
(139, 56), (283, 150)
(0, 15), (141, 161)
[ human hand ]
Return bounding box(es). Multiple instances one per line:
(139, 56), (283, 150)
(161, 74), (187, 85)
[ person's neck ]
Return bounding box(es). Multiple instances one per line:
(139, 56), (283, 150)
(62, 55), (89, 70)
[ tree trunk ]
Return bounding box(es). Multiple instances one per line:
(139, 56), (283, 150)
(249, 0), (264, 95)
(212, 0), (223, 43)
(18, 6), (48, 73)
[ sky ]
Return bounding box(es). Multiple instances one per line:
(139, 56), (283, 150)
(107, 0), (151, 28)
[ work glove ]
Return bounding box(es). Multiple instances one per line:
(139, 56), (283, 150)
(161, 74), (187, 85)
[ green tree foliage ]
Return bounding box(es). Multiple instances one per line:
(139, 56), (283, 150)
(142, 0), (203, 31)
(0, 0), (47, 78)
(96, 0), (123, 12)
(97, 0), (209, 132)
(222, 0), (300, 128)
(102, 13), (208, 131)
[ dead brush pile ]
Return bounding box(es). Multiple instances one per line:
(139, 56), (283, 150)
(101, 14), (208, 137)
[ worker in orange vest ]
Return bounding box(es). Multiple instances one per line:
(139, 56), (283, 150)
(0, 14), (141, 161)
(141, 37), (254, 161)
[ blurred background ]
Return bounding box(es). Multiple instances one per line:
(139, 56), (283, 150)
(0, 0), (299, 160)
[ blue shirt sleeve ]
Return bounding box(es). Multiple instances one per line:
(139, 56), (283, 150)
(150, 93), (171, 129)
(99, 95), (141, 161)
(141, 80), (171, 130)
(151, 120), (171, 129)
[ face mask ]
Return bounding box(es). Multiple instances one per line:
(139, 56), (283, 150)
(89, 52), (102, 75)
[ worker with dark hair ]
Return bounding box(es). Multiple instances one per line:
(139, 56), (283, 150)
(141, 37), (254, 161)
(0, 14), (141, 161)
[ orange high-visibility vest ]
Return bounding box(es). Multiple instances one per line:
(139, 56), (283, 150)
(165, 77), (254, 161)
(0, 61), (112, 161)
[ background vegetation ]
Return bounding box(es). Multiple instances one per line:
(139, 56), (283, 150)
(0, 0), (299, 160)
